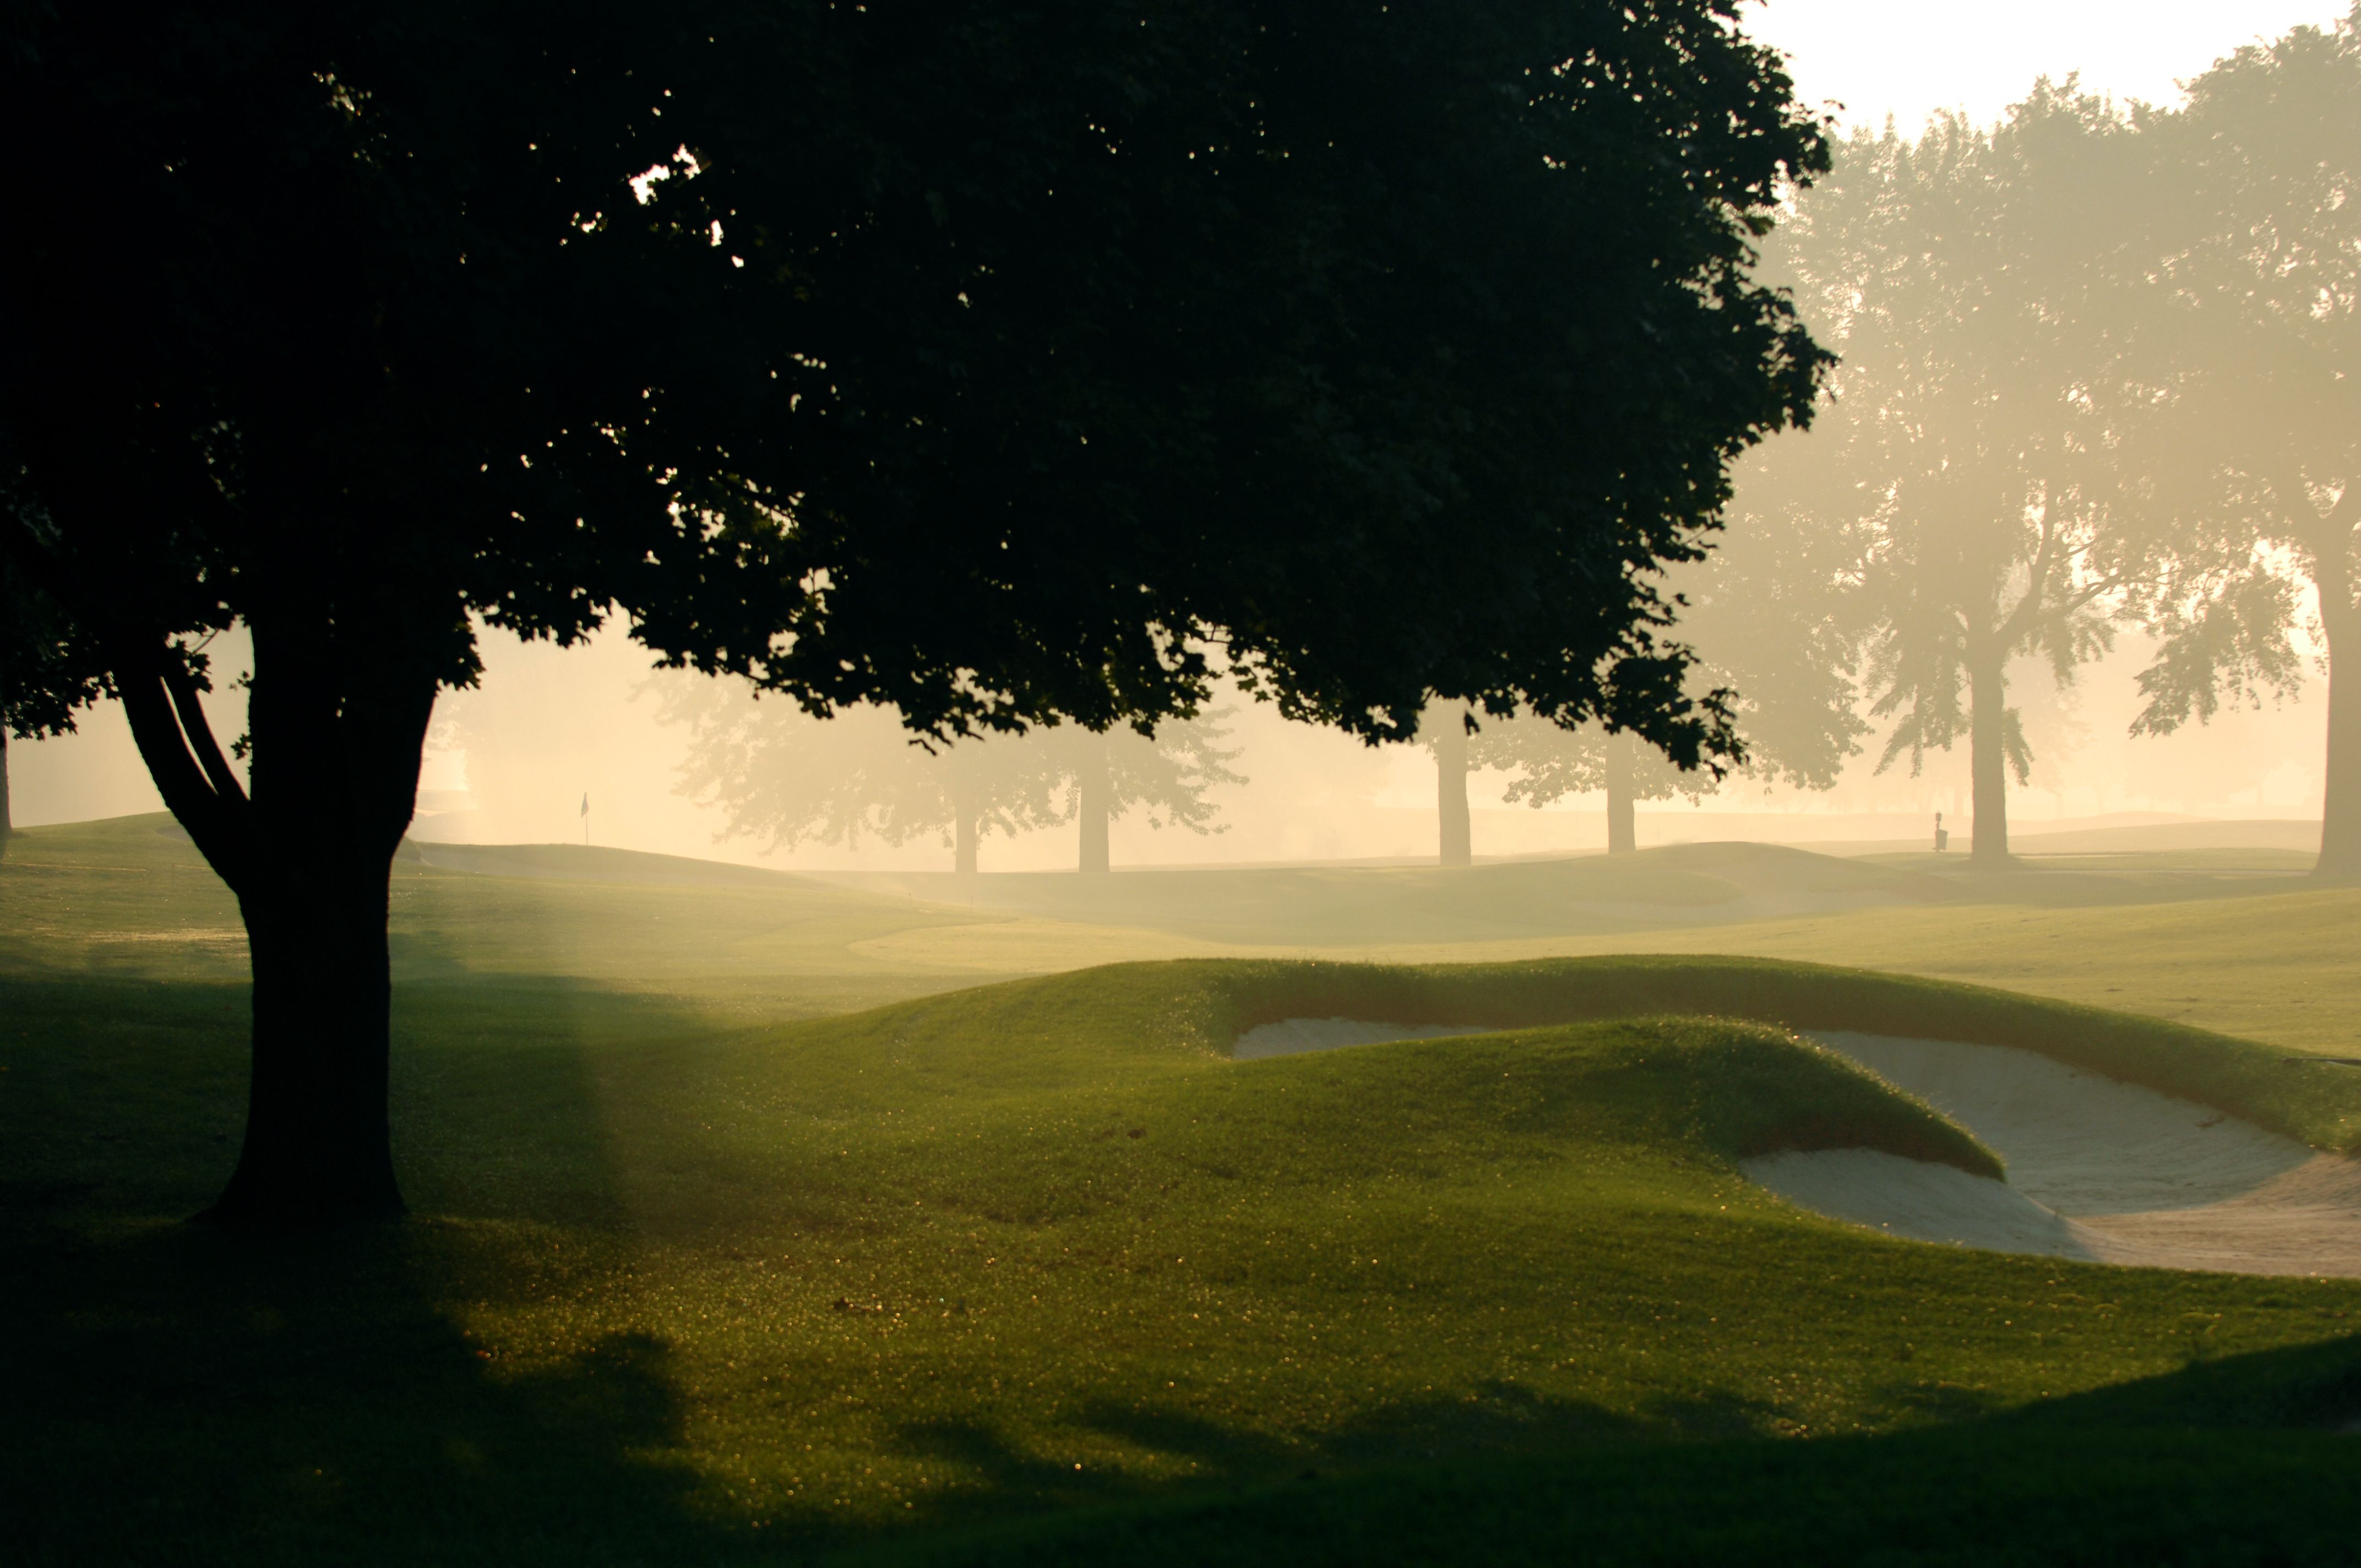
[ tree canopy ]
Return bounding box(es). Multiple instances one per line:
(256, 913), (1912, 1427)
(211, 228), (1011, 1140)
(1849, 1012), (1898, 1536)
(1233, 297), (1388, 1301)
(2, 1), (1830, 1221)
(1769, 88), (2155, 863)
(2124, 8), (2361, 873)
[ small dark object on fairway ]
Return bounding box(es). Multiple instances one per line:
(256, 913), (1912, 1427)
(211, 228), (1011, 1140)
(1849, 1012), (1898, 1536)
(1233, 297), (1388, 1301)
(1128, 1128), (1145, 1139)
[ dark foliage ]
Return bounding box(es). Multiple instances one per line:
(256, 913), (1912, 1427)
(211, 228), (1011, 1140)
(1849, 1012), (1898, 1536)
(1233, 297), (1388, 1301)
(1, 0), (1828, 1217)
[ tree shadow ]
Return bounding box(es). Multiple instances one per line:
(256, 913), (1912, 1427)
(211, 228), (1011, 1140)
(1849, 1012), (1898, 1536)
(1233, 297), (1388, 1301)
(850, 1332), (2361, 1567)
(0, 970), (759, 1568)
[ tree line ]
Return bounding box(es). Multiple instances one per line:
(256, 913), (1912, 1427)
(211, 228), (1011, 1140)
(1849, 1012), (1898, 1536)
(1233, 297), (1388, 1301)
(1427, 12), (2358, 872)
(658, 682), (1241, 875)
(701, 8), (2358, 879)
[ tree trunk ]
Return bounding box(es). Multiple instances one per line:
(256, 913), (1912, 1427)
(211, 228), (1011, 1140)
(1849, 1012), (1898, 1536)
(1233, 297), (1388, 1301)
(1, 727), (12, 857)
(210, 858), (404, 1222)
(1434, 701), (1471, 867)
(2318, 593), (2361, 877)
(1968, 651), (2011, 868)
(954, 798), (979, 876)
(1078, 736), (1111, 874)
(115, 628), (434, 1226)
(1605, 734), (1636, 854)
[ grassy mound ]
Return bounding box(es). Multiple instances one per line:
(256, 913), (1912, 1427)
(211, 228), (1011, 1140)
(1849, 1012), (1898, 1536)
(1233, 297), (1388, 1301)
(10, 878), (2361, 1562)
(1129, 956), (2361, 1153)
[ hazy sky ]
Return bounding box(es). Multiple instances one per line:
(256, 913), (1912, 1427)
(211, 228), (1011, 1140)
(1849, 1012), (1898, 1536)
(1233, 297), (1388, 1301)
(1743, 0), (2351, 132)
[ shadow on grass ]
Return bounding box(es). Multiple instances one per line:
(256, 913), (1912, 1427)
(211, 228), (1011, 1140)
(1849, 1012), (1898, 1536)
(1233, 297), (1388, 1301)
(0, 971), (759, 1568)
(877, 1374), (1971, 1548)
(857, 1334), (2361, 1568)
(0, 1221), (721, 1567)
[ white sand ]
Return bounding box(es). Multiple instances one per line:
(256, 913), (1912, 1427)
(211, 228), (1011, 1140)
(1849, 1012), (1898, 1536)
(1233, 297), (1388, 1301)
(1231, 1017), (1495, 1061)
(1229, 1016), (2361, 1276)
(1746, 1032), (2361, 1276)
(1740, 1148), (2104, 1257)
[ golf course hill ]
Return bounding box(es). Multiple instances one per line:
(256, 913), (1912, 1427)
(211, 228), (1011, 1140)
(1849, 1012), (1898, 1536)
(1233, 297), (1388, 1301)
(12, 816), (2361, 1564)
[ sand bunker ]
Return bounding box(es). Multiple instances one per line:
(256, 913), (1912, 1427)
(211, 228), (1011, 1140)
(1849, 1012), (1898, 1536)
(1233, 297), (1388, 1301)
(1230, 1017), (2361, 1276)
(1748, 1032), (2361, 1277)
(1231, 1018), (1495, 1061)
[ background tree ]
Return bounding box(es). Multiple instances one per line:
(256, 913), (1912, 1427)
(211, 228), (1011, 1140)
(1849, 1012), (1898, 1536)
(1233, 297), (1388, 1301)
(1427, 700), (1477, 866)
(666, 690), (1065, 874)
(2, 1), (1828, 1223)
(1461, 714), (1701, 855)
(1780, 90), (2154, 866)
(1045, 714), (1244, 874)
(1446, 448), (1870, 857)
(668, 685), (1243, 873)
(2122, 9), (2361, 875)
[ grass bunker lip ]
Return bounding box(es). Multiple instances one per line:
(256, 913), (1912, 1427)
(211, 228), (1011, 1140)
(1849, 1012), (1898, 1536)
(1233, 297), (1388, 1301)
(1222, 983), (2361, 1278)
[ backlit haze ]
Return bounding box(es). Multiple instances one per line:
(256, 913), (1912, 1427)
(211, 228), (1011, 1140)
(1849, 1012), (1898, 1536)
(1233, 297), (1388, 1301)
(14, 0), (2345, 869)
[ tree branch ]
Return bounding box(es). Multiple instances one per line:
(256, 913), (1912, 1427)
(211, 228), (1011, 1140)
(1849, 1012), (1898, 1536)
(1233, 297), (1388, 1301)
(1999, 503), (2065, 649)
(161, 658), (249, 807)
(115, 645), (252, 891)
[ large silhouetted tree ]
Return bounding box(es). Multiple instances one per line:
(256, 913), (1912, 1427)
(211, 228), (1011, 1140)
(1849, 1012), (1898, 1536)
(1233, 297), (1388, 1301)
(2, 2), (1829, 1223)
(2122, 10), (2361, 875)
(1779, 89), (2154, 866)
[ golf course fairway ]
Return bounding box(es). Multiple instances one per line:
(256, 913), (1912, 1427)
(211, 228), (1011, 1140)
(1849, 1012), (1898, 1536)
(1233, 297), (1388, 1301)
(8, 819), (2361, 1564)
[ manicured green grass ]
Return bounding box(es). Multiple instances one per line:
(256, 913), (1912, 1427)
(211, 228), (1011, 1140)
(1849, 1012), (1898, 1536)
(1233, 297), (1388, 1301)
(11, 816), (2361, 1563)
(1176, 955), (2361, 1151)
(10, 955), (2361, 1564)
(1543, 881), (2361, 1056)
(18, 814), (2361, 1054)
(0, 815), (993, 1014)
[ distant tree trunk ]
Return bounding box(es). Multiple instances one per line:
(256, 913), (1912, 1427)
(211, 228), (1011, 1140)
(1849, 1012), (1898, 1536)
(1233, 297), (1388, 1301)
(2315, 549), (2361, 878)
(1434, 701), (1471, 867)
(116, 627), (432, 1226)
(1, 728), (12, 857)
(1605, 734), (1636, 854)
(1967, 647), (2011, 868)
(1078, 735), (1111, 874)
(953, 786), (979, 875)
